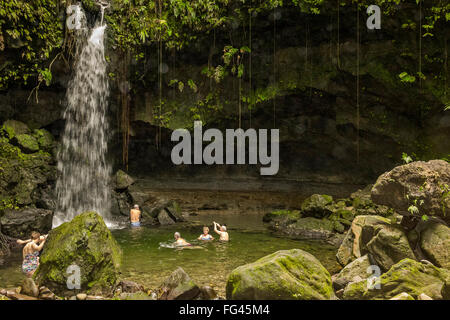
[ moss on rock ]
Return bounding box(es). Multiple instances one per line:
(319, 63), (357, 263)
(343, 259), (450, 300)
(34, 211), (122, 296)
(13, 134), (39, 153)
(226, 249), (334, 300)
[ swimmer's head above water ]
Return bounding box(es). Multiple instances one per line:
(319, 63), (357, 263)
(174, 232), (181, 240)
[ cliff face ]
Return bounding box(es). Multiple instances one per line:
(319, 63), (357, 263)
(0, 4), (448, 187)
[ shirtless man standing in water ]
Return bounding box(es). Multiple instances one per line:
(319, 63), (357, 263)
(213, 221), (229, 241)
(130, 204), (141, 227)
(17, 232), (47, 277)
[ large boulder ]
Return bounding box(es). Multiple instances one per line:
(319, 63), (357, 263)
(332, 255), (372, 291)
(157, 267), (200, 300)
(226, 249), (333, 300)
(343, 259), (450, 300)
(336, 215), (390, 266)
(114, 170), (135, 190)
(300, 194), (333, 218)
(0, 208), (53, 239)
(263, 209), (343, 243)
(34, 211), (122, 295)
(365, 224), (416, 271)
(32, 129), (54, 152)
(12, 134), (40, 153)
(419, 221), (450, 269)
(371, 160), (450, 223)
(283, 217), (336, 240)
(2, 120), (30, 138)
(336, 215), (415, 270)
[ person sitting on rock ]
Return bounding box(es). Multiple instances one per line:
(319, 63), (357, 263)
(213, 221), (229, 241)
(174, 232), (191, 246)
(17, 231), (47, 277)
(198, 226), (214, 241)
(130, 204), (141, 227)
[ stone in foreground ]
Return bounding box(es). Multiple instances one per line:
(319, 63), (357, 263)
(34, 211), (122, 295)
(226, 249), (333, 300)
(419, 221), (450, 269)
(332, 255), (372, 291)
(343, 259), (450, 300)
(157, 267), (200, 300)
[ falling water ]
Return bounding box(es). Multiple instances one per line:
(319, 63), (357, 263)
(53, 6), (114, 228)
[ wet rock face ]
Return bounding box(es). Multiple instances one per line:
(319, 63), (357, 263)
(343, 259), (450, 300)
(34, 211), (122, 296)
(226, 249), (333, 300)
(371, 160), (450, 223)
(0, 208), (53, 239)
(157, 267), (200, 300)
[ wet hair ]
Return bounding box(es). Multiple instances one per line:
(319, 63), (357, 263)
(174, 232), (180, 238)
(133, 204), (139, 209)
(31, 231), (40, 240)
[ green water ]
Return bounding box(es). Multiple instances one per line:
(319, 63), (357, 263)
(0, 214), (341, 298)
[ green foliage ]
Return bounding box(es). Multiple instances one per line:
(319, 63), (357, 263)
(0, 0), (63, 89)
(401, 152), (413, 164)
(398, 72), (416, 83)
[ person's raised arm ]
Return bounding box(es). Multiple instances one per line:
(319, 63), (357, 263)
(33, 238), (46, 251)
(16, 239), (31, 245)
(213, 222), (221, 235)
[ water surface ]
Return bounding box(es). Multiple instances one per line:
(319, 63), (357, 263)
(0, 214), (340, 298)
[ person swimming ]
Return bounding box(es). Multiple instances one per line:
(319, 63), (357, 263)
(213, 221), (229, 241)
(17, 231), (47, 277)
(198, 226), (214, 241)
(130, 204), (141, 227)
(174, 232), (191, 246)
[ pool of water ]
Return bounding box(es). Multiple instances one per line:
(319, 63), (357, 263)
(0, 214), (341, 298)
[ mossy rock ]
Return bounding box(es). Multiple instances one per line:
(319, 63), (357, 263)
(332, 255), (372, 291)
(157, 267), (200, 300)
(34, 211), (122, 296)
(226, 249), (334, 300)
(343, 259), (450, 300)
(262, 210), (301, 223)
(115, 170), (135, 190)
(336, 215), (391, 266)
(12, 134), (39, 153)
(2, 120), (30, 139)
(420, 221), (450, 269)
(32, 129), (54, 151)
(365, 224), (416, 271)
(300, 194), (334, 218)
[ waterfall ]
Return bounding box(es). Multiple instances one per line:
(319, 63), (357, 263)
(53, 5), (114, 228)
